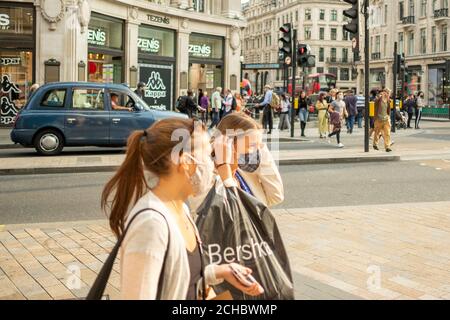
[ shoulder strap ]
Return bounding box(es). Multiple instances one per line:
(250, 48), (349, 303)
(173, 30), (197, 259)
(86, 208), (170, 300)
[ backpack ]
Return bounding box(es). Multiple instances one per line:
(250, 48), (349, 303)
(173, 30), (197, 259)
(231, 97), (237, 110)
(270, 92), (281, 110)
(175, 96), (187, 113)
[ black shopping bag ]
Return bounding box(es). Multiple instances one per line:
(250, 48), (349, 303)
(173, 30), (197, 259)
(196, 182), (294, 300)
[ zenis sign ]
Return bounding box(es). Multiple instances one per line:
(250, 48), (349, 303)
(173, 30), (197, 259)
(87, 28), (106, 46)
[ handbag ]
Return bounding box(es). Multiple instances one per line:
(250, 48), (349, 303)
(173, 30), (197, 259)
(308, 105), (315, 113)
(85, 209), (170, 300)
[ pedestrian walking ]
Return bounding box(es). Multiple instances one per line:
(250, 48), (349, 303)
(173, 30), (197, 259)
(278, 93), (291, 131)
(369, 89), (379, 140)
(179, 90), (197, 118)
(327, 103), (344, 148)
(316, 92), (329, 139)
(134, 82), (146, 99)
(209, 87), (222, 129)
(373, 88), (393, 152)
(101, 118), (263, 300)
(298, 91), (310, 137)
(28, 83), (40, 100)
(344, 90), (358, 134)
(199, 91), (210, 125)
(356, 92), (365, 128)
(415, 91), (425, 129)
(326, 88), (338, 104)
(256, 85), (274, 134)
(194, 112), (284, 209)
(223, 89), (234, 118)
(404, 93), (416, 128)
(234, 92), (244, 113)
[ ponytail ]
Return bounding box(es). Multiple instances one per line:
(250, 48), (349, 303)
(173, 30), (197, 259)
(101, 130), (149, 238)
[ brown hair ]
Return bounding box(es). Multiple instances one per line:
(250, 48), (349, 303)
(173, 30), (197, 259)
(101, 117), (198, 237)
(216, 113), (261, 134)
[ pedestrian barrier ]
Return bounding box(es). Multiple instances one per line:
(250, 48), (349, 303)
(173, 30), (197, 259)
(421, 106), (450, 119)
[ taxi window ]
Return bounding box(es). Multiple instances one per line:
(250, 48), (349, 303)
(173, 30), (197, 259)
(40, 89), (66, 108)
(72, 88), (105, 111)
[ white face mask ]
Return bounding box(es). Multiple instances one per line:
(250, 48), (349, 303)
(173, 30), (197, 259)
(184, 153), (215, 196)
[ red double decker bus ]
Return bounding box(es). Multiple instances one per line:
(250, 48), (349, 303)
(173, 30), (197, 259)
(287, 73), (337, 95)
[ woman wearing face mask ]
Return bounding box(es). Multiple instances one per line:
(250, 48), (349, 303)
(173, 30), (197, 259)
(101, 118), (263, 300)
(415, 91), (425, 129)
(198, 113), (284, 208)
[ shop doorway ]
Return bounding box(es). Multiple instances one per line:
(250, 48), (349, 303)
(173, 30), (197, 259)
(188, 63), (223, 102)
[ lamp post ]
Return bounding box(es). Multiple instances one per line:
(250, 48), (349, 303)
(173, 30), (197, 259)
(240, 55), (244, 95)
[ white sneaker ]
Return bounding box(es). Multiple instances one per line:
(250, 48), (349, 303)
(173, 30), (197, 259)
(337, 143), (344, 148)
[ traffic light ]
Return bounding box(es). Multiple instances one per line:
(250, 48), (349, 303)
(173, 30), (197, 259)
(343, 0), (359, 34)
(396, 53), (406, 74)
(297, 44), (315, 67)
(279, 23), (292, 65)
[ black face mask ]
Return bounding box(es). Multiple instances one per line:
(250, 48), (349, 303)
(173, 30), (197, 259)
(238, 149), (261, 173)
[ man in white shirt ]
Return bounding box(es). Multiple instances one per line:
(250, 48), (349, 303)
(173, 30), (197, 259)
(209, 87), (222, 129)
(223, 89), (234, 117)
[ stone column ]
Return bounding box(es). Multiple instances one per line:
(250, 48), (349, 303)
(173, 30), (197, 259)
(177, 26), (191, 96)
(221, 0), (242, 19)
(125, 20), (140, 86)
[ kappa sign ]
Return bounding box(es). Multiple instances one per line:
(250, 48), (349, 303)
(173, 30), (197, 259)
(139, 64), (173, 111)
(0, 57), (20, 66)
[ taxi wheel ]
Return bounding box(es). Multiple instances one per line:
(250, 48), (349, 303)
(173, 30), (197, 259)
(34, 129), (64, 156)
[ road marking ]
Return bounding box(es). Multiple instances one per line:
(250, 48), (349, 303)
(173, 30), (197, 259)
(436, 168), (442, 171)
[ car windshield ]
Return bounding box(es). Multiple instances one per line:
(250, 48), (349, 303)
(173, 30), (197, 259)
(130, 93), (151, 111)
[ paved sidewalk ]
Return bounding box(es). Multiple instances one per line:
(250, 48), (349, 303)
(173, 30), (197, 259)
(1, 201), (450, 300)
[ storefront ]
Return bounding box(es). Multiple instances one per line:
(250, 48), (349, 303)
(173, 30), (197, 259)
(0, 3), (35, 126)
(428, 63), (447, 107)
(138, 25), (176, 111)
(87, 13), (124, 84)
(188, 33), (224, 98)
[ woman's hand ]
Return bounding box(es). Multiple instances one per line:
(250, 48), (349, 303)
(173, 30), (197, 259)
(215, 263), (264, 297)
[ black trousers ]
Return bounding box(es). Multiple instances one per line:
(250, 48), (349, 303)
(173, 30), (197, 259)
(263, 106), (273, 132)
(329, 129), (341, 144)
(407, 112), (414, 128)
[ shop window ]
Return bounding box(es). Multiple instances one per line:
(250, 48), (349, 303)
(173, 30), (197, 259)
(72, 88), (104, 110)
(40, 89), (66, 108)
(138, 25), (175, 58)
(88, 15), (123, 50)
(189, 34), (223, 60)
(0, 6), (34, 37)
(88, 53), (123, 84)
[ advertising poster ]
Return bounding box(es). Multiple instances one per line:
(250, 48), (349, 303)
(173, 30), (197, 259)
(139, 63), (173, 111)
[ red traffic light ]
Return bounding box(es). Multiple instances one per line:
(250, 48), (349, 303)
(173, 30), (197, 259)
(279, 23), (291, 34)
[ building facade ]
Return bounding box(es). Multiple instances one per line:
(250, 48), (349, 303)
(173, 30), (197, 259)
(356, 0), (450, 108)
(242, 0), (357, 95)
(0, 0), (245, 126)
